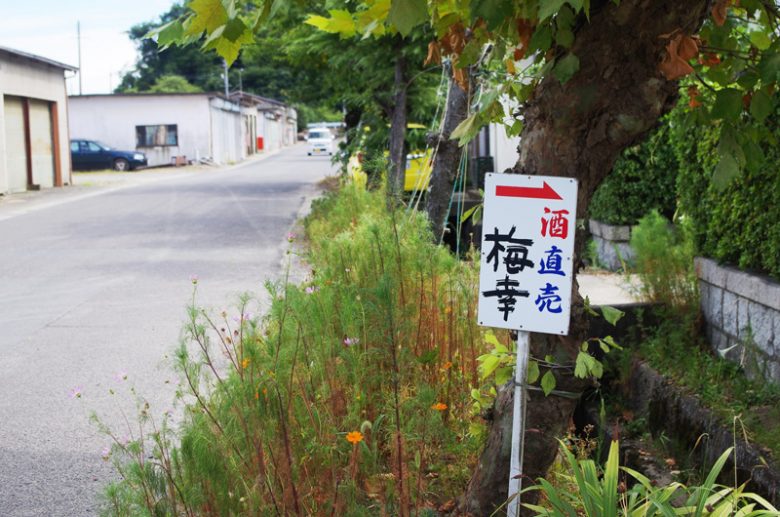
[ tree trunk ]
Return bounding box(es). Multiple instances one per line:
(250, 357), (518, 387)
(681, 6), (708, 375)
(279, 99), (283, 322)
(425, 68), (470, 242)
(344, 106), (362, 146)
(388, 39), (408, 203)
(458, 1), (709, 514)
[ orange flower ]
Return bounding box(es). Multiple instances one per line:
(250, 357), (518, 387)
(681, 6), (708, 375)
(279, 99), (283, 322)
(346, 431), (364, 444)
(442, 361), (453, 370)
(431, 402), (448, 411)
(241, 357), (250, 369)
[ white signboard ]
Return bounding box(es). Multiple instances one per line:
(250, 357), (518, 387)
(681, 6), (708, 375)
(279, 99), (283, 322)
(478, 173), (578, 335)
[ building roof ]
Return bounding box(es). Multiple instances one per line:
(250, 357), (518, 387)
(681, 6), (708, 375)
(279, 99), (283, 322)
(229, 91), (286, 108)
(69, 92), (227, 100)
(0, 46), (77, 72)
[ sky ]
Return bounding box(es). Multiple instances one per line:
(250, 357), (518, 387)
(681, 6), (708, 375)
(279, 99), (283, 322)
(0, 0), (177, 94)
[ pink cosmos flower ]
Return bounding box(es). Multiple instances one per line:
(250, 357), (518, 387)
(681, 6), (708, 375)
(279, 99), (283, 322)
(69, 386), (83, 399)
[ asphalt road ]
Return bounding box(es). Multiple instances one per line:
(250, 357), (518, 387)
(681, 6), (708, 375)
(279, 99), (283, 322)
(0, 146), (335, 516)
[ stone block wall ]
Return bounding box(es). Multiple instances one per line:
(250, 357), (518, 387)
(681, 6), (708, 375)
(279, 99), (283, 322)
(588, 219), (635, 271)
(695, 257), (780, 383)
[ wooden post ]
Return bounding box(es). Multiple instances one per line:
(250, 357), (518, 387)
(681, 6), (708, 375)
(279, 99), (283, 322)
(50, 101), (62, 187)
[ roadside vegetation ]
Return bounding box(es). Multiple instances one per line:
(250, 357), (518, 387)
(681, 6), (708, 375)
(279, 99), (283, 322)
(99, 181), (494, 515)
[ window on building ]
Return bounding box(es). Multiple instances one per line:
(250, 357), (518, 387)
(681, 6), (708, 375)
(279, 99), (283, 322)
(136, 124), (178, 147)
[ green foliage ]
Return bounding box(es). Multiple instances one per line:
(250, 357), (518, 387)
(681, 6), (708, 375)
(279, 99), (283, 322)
(636, 311), (780, 459)
(589, 122), (679, 226)
(147, 74), (203, 93)
(99, 182), (488, 514)
(629, 210), (697, 310)
(673, 105), (780, 280)
(524, 440), (779, 516)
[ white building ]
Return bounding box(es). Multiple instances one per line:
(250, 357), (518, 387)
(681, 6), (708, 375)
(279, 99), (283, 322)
(68, 93), (247, 167)
(0, 46), (75, 194)
(230, 92), (298, 153)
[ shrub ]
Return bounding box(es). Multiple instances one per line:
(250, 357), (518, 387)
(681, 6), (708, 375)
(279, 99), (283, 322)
(588, 121), (679, 226)
(630, 210), (697, 310)
(673, 109), (780, 281)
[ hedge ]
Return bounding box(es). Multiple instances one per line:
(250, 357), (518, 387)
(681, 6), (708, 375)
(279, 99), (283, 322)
(588, 121), (679, 226)
(672, 108), (780, 281)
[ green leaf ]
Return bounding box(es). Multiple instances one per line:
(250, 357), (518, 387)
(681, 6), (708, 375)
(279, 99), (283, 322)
(750, 90), (774, 122)
(555, 28), (574, 48)
(154, 20), (184, 49)
(187, 0), (228, 35)
(718, 126), (746, 168)
(387, 0), (427, 36)
(712, 152), (740, 190)
(493, 342), (509, 354)
(552, 53), (579, 84)
(457, 39), (483, 68)
(484, 331), (501, 348)
(574, 352), (589, 378)
(506, 119), (524, 137)
(600, 305), (624, 326)
(472, 0), (513, 30)
(471, 388), (482, 401)
(541, 370), (556, 396)
(460, 204), (482, 224)
(749, 30), (772, 51)
(538, 0), (567, 21)
(495, 366), (513, 386)
(527, 359), (540, 384)
(480, 354), (501, 379)
(759, 52), (780, 83)
(710, 88), (743, 122)
(602, 335), (620, 349)
(529, 24), (553, 53)
(450, 112), (481, 146)
(202, 18), (253, 65)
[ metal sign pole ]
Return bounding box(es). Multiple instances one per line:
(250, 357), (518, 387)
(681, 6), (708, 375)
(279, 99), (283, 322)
(507, 330), (530, 517)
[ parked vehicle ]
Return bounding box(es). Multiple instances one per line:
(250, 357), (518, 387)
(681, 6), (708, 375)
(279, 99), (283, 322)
(70, 140), (147, 171)
(306, 129), (335, 156)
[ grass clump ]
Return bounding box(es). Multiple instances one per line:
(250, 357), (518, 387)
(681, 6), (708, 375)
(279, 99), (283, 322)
(99, 182), (492, 515)
(629, 210), (697, 310)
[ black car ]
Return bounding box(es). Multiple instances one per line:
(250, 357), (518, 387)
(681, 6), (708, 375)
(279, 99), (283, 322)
(70, 140), (147, 171)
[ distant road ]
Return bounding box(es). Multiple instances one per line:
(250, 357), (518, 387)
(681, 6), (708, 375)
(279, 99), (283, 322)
(0, 146), (335, 516)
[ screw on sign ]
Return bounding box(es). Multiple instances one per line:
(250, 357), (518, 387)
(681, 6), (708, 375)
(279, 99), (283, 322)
(477, 174), (578, 517)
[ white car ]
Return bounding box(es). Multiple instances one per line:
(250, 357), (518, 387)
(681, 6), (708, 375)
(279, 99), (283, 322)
(306, 129), (335, 156)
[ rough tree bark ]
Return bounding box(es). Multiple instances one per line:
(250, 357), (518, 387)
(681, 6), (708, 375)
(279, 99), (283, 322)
(388, 38), (409, 202)
(344, 106), (363, 146)
(457, 1), (710, 514)
(426, 67), (470, 241)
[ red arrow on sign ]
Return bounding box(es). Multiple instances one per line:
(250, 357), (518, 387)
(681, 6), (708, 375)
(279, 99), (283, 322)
(496, 181), (562, 200)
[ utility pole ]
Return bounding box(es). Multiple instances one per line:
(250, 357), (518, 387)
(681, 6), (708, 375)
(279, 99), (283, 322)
(77, 21), (83, 95)
(223, 59), (229, 97)
(238, 68), (243, 93)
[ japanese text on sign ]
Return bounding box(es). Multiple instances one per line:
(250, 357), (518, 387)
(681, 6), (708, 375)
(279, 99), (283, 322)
(478, 174), (578, 335)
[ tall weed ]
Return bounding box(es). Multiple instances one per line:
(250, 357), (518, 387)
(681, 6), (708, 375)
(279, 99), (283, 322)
(630, 210), (697, 310)
(99, 182), (488, 515)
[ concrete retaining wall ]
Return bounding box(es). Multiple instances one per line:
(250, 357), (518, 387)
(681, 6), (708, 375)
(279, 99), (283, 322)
(695, 257), (780, 383)
(588, 219), (634, 271)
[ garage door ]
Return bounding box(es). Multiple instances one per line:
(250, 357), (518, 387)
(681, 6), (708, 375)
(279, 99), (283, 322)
(3, 97), (28, 193)
(28, 100), (54, 189)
